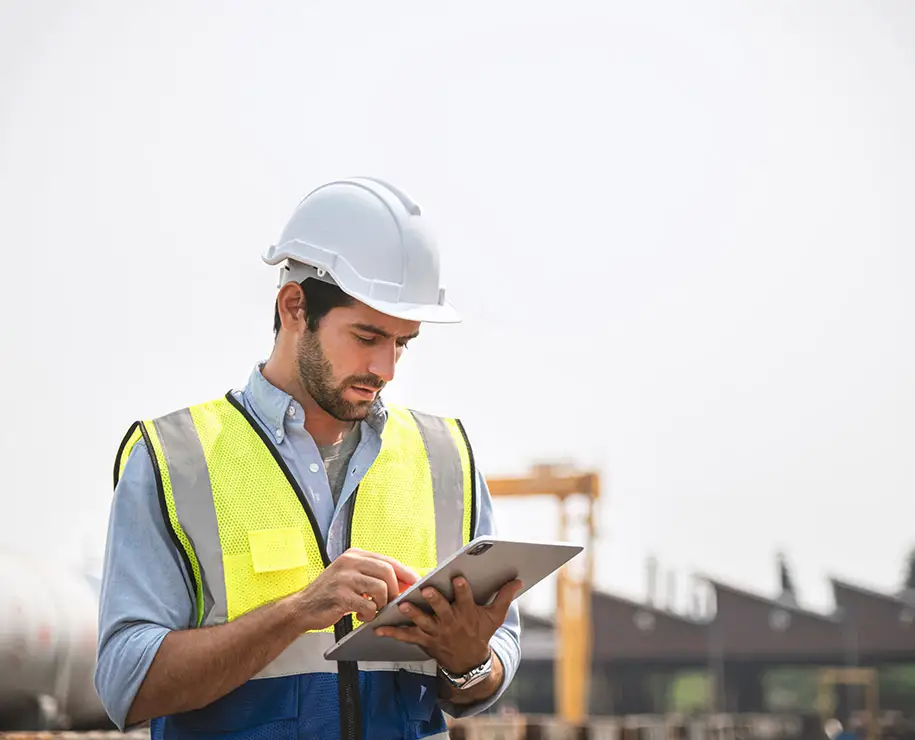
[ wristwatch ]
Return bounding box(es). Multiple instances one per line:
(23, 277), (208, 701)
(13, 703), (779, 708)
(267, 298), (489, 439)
(438, 650), (493, 691)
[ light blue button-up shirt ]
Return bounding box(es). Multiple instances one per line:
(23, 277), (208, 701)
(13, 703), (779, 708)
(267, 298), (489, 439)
(94, 365), (520, 730)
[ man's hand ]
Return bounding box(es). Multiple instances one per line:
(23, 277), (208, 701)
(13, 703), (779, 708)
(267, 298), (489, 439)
(373, 576), (522, 674)
(294, 548), (420, 629)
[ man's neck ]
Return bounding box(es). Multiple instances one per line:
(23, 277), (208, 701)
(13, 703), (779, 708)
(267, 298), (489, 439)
(300, 398), (356, 448)
(260, 356), (355, 447)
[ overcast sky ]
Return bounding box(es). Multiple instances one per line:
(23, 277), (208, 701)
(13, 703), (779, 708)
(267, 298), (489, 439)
(2, 0), (913, 617)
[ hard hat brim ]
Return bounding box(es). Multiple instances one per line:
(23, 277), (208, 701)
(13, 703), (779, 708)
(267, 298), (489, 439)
(356, 295), (462, 324)
(269, 256), (462, 324)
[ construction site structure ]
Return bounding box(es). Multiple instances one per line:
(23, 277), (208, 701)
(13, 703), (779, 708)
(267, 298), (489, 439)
(487, 463), (601, 723)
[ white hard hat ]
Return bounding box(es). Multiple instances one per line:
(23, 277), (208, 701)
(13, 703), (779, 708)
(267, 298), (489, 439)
(263, 177), (460, 324)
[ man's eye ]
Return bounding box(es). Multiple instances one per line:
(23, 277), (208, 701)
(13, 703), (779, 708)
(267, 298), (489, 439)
(397, 341), (410, 350)
(355, 335), (375, 345)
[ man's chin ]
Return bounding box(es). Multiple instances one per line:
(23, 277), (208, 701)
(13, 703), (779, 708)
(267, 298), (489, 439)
(328, 401), (374, 423)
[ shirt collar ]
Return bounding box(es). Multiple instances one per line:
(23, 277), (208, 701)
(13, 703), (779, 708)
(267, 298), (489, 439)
(243, 363), (388, 441)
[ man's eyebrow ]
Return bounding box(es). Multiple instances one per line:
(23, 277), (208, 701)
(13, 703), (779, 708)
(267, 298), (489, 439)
(352, 323), (420, 341)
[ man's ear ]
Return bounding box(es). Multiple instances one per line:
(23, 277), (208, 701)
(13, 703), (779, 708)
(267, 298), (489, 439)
(276, 282), (306, 333)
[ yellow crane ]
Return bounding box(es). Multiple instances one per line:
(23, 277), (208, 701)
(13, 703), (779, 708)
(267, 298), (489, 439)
(486, 464), (600, 724)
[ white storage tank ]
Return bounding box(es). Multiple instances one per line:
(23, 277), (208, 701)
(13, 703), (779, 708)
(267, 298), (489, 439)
(0, 550), (109, 730)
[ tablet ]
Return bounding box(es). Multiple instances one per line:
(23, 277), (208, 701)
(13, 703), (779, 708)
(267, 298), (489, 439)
(323, 537), (582, 663)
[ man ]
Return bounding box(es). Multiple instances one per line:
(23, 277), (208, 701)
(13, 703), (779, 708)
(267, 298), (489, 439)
(94, 177), (522, 740)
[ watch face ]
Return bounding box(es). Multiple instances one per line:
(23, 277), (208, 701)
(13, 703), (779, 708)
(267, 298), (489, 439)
(460, 671), (490, 690)
(441, 652), (493, 690)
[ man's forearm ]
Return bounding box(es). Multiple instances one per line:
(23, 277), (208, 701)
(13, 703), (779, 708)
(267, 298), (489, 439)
(438, 650), (505, 706)
(126, 593), (308, 726)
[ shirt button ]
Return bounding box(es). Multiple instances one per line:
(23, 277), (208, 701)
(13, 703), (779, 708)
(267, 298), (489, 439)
(309, 463), (319, 473)
(286, 406), (295, 417)
(275, 429), (283, 440)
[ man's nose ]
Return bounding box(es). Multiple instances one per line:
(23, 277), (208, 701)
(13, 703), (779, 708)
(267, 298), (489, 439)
(368, 344), (397, 383)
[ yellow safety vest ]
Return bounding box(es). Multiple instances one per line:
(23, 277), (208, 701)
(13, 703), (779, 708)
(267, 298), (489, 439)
(114, 391), (476, 740)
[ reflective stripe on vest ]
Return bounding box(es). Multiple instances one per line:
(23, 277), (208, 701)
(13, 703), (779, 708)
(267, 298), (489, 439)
(249, 632), (442, 680)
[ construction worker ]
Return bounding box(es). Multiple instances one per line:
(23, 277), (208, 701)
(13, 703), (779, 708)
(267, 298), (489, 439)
(94, 177), (522, 740)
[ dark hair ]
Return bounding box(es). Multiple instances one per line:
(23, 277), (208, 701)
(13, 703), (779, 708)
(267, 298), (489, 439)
(273, 278), (355, 335)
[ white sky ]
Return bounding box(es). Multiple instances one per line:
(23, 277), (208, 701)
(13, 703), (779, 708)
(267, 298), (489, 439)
(1, 0), (913, 617)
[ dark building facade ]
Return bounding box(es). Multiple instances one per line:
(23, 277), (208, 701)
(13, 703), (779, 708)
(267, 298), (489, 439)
(497, 577), (915, 717)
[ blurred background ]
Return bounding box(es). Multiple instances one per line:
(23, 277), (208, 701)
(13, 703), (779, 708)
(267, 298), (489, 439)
(1, 1), (913, 737)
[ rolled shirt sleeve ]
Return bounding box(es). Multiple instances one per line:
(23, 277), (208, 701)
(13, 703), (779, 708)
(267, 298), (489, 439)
(94, 441), (196, 730)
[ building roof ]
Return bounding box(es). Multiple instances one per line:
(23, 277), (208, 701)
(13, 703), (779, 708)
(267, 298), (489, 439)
(830, 576), (915, 658)
(519, 574), (915, 665)
(702, 576), (843, 660)
(590, 588), (709, 662)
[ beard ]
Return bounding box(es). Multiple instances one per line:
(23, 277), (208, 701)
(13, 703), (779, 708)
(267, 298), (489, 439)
(296, 331), (385, 422)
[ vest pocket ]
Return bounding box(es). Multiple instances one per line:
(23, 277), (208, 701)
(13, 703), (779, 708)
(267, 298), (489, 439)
(395, 669), (438, 723)
(166, 675), (299, 737)
(248, 527), (309, 572)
